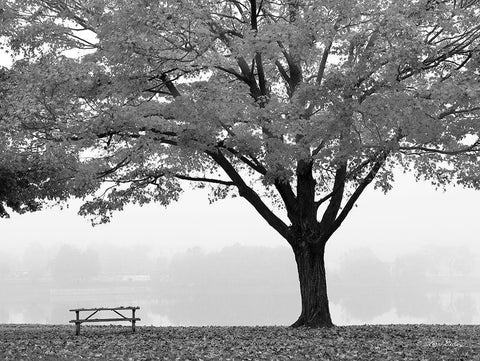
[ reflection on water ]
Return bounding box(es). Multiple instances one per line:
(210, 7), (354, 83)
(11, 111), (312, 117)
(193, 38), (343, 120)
(1, 280), (480, 326)
(0, 281), (298, 326)
(1, 244), (479, 326)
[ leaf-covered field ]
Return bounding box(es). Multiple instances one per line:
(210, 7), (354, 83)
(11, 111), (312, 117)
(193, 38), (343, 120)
(0, 324), (479, 360)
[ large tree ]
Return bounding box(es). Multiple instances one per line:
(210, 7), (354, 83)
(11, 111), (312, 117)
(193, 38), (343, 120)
(1, 0), (480, 327)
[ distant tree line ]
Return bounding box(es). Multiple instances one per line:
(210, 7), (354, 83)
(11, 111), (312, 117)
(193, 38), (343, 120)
(0, 243), (476, 290)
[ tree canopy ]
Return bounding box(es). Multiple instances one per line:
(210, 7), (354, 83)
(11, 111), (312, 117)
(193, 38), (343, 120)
(1, 0), (480, 326)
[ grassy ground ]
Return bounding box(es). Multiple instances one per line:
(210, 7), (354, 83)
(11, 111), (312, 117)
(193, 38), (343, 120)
(0, 324), (479, 360)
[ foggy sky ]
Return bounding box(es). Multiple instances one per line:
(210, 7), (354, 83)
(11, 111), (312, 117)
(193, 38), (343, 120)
(2, 170), (479, 266)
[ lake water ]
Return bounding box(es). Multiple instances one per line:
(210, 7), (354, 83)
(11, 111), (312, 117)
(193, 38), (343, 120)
(2, 279), (479, 326)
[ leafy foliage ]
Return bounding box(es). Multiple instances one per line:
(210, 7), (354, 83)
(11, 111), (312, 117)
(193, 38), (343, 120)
(0, 67), (80, 217)
(0, 324), (479, 360)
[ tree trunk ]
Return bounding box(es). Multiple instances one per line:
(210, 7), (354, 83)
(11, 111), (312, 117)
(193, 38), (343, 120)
(291, 242), (333, 328)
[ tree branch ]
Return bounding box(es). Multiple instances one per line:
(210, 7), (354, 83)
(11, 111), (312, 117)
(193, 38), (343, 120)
(315, 40), (332, 86)
(217, 143), (297, 222)
(318, 163), (347, 228)
(215, 66), (249, 83)
(207, 149), (292, 241)
(174, 174), (235, 186)
(216, 141), (267, 175)
(315, 155), (380, 209)
(275, 60), (291, 86)
(255, 53), (268, 96)
(328, 153), (387, 236)
(397, 24), (480, 81)
(160, 73), (181, 97)
(97, 157), (131, 179)
(277, 41), (302, 96)
(438, 106), (480, 119)
(250, 0), (258, 30)
(400, 140), (480, 155)
(305, 41), (333, 115)
(237, 57), (261, 99)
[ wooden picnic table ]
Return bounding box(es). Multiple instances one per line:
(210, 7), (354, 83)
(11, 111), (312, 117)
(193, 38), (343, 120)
(69, 306), (140, 335)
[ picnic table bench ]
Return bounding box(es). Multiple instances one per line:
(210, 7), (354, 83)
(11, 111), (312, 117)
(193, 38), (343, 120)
(69, 306), (140, 335)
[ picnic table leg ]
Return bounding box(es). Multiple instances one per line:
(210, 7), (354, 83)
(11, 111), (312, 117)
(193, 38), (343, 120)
(132, 309), (136, 333)
(75, 311), (81, 336)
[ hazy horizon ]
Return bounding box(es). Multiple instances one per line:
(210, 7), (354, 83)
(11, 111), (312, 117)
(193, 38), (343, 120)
(1, 241), (479, 326)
